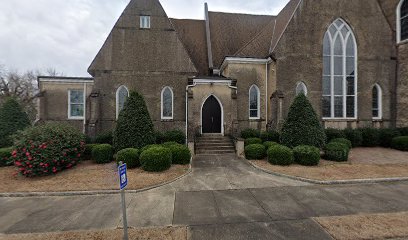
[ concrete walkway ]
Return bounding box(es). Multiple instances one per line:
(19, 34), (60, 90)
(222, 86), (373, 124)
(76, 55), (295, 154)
(1, 154), (408, 239)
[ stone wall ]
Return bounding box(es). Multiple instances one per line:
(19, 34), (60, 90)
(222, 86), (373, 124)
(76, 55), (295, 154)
(397, 43), (408, 126)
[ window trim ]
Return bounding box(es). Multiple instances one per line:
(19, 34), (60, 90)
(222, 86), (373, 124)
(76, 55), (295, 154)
(68, 89), (85, 120)
(116, 85), (129, 119)
(296, 81), (308, 96)
(372, 84), (383, 120)
(161, 86), (174, 120)
(322, 18), (358, 120)
(140, 15), (151, 29)
(397, 0), (408, 44)
(249, 84), (261, 120)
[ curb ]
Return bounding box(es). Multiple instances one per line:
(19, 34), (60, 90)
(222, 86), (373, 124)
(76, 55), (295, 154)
(0, 160), (193, 198)
(248, 160), (408, 185)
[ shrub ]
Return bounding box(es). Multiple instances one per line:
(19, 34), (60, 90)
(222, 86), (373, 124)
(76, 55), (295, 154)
(391, 136), (408, 151)
(244, 144), (266, 160)
(116, 148), (140, 168)
(263, 141), (279, 150)
(0, 98), (31, 147)
(93, 131), (113, 145)
(361, 128), (380, 147)
(163, 130), (185, 144)
(241, 129), (260, 139)
(12, 123), (85, 177)
(330, 138), (352, 150)
(293, 145), (320, 166)
(163, 143), (191, 165)
(267, 145), (294, 166)
(244, 138), (262, 146)
(343, 128), (363, 147)
(260, 130), (280, 143)
(113, 91), (155, 151)
(139, 146), (172, 172)
(323, 142), (349, 162)
(280, 94), (326, 148)
(140, 144), (162, 153)
(0, 147), (13, 167)
(154, 131), (165, 144)
(92, 144), (114, 164)
(325, 128), (346, 142)
(379, 128), (401, 148)
(398, 127), (408, 136)
(83, 144), (99, 161)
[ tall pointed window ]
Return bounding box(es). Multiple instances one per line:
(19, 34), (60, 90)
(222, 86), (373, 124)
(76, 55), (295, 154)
(249, 85), (260, 119)
(116, 86), (129, 119)
(161, 87), (173, 120)
(398, 0), (408, 42)
(322, 18), (357, 119)
(296, 82), (308, 96)
(372, 84), (382, 119)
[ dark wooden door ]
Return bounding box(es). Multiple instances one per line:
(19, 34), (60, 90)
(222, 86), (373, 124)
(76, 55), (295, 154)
(202, 96), (222, 133)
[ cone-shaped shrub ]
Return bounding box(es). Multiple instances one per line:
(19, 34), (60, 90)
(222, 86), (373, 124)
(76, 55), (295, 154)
(280, 94), (326, 148)
(113, 91), (155, 151)
(0, 98), (30, 147)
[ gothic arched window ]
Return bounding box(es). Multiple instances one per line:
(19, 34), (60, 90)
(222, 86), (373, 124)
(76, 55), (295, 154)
(372, 84), (382, 119)
(116, 85), (129, 119)
(296, 82), (308, 96)
(161, 87), (173, 119)
(249, 85), (260, 119)
(398, 0), (408, 42)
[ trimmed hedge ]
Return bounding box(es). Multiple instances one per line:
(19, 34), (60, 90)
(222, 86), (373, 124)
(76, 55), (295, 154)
(0, 147), (13, 167)
(163, 130), (185, 144)
(162, 141), (179, 148)
(323, 142), (349, 162)
(93, 131), (113, 145)
(267, 145), (294, 166)
(116, 148), (139, 168)
(154, 131), (165, 144)
(293, 145), (320, 166)
(398, 127), (408, 136)
(361, 128), (380, 147)
(244, 138), (262, 146)
(331, 138), (352, 150)
(263, 141), (279, 150)
(140, 144), (162, 153)
(343, 128), (363, 147)
(139, 146), (172, 172)
(260, 131), (280, 143)
(245, 144), (266, 160)
(281, 94), (326, 148)
(379, 128), (401, 148)
(92, 144), (114, 164)
(391, 136), (408, 151)
(163, 143), (191, 165)
(241, 129), (260, 139)
(12, 123), (85, 177)
(0, 98), (31, 147)
(325, 128), (346, 142)
(83, 144), (99, 161)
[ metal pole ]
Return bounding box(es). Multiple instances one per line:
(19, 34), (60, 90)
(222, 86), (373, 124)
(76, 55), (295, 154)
(119, 161), (129, 240)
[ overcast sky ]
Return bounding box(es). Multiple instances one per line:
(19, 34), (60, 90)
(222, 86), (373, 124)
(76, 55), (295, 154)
(0, 0), (289, 77)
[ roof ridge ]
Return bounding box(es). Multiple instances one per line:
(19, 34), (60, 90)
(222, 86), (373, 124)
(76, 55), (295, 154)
(208, 10), (275, 17)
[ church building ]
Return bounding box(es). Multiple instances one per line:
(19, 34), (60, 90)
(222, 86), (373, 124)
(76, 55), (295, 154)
(37, 0), (408, 142)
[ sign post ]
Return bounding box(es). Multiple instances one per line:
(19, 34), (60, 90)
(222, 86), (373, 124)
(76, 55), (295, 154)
(118, 162), (129, 240)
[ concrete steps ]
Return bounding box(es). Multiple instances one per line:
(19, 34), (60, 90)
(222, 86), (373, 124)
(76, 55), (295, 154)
(196, 135), (235, 155)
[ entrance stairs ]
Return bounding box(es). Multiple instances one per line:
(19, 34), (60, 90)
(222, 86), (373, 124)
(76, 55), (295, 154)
(195, 135), (235, 155)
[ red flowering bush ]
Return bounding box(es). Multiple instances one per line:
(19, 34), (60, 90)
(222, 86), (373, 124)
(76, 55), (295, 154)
(12, 123), (85, 177)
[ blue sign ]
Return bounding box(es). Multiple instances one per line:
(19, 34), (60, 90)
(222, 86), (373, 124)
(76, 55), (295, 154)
(118, 163), (128, 190)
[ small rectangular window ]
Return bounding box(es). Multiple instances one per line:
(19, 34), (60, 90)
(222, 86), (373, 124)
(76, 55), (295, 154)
(68, 90), (84, 119)
(140, 16), (150, 29)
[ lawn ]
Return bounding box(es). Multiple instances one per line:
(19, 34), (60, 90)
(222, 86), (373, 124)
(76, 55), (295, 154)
(0, 161), (189, 193)
(251, 148), (408, 181)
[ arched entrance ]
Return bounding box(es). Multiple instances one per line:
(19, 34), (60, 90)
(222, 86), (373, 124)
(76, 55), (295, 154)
(201, 95), (223, 134)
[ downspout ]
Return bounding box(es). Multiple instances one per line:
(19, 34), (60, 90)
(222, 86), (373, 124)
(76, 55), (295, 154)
(185, 82), (197, 145)
(265, 62), (268, 126)
(83, 82), (87, 134)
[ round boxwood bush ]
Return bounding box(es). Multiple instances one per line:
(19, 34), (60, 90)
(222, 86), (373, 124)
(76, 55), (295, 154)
(93, 131), (113, 145)
(245, 138), (262, 146)
(330, 138), (352, 150)
(325, 128), (346, 142)
(116, 148), (139, 168)
(83, 144), (99, 161)
(379, 128), (401, 148)
(241, 129), (260, 139)
(245, 144), (266, 160)
(140, 144), (162, 153)
(92, 144), (114, 164)
(398, 127), (408, 136)
(293, 145), (320, 166)
(163, 143), (191, 165)
(139, 146), (172, 172)
(12, 123), (85, 177)
(361, 128), (380, 147)
(163, 130), (185, 144)
(343, 128), (363, 147)
(260, 130), (280, 143)
(323, 142), (349, 162)
(0, 147), (13, 167)
(391, 136), (408, 151)
(267, 145), (294, 166)
(263, 141), (279, 150)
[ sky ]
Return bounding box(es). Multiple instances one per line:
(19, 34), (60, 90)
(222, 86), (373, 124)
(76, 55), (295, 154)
(0, 0), (289, 77)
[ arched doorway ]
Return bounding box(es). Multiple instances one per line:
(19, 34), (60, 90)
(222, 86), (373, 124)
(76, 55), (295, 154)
(201, 95), (223, 134)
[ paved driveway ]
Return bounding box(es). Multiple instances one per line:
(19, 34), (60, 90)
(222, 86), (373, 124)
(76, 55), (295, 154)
(1, 154), (408, 239)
